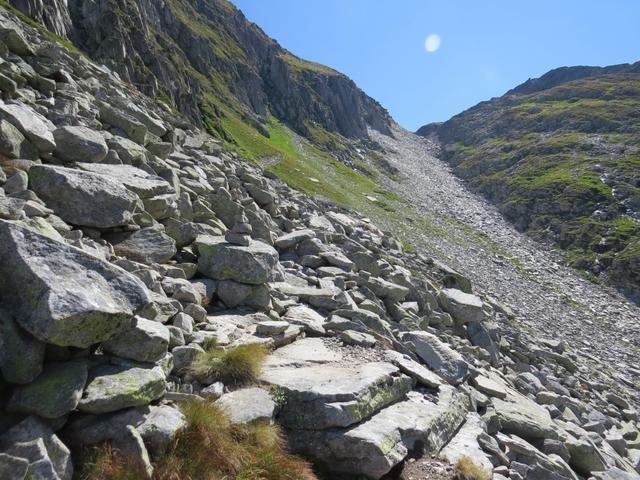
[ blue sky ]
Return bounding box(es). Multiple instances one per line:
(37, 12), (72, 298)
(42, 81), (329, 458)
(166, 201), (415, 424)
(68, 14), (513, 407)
(231, 0), (640, 131)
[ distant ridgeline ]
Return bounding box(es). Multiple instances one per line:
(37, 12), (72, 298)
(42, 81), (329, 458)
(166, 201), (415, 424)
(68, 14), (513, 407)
(418, 62), (640, 302)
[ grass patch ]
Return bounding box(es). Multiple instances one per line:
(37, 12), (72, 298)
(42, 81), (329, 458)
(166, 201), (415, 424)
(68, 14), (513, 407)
(83, 401), (317, 480)
(453, 456), (491, 480)
(190, 343), (268, 385)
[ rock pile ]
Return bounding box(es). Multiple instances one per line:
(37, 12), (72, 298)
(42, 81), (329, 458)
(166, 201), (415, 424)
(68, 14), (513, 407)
(0, 7), (637, 480)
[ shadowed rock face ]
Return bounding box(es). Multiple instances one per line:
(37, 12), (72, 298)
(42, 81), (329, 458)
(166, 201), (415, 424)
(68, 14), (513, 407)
(8, 0), (391, 141)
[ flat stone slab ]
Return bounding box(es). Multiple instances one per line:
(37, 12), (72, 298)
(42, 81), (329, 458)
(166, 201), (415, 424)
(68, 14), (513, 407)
(79, 364), (166, 414)
(438, 288), (486, 323)
(77, 163), (173, 199)
(440, 412), (493, 474)
(262, 338), (342, 369)
(472, 372), (508, 399)
(261, 361), (413, 429)
(289, 386), (470, 479)
(384, 350), (443, 389)
(215, 388), (277, 424)
(493, 389), (558, 440)
(400, 331), (468, 385)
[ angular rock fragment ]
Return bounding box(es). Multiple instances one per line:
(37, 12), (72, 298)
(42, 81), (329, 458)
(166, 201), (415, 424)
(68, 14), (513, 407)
(53, 126), (108, 163)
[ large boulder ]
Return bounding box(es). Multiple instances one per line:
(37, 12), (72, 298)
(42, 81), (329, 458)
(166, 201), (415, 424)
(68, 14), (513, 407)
(289, 386), (470, 479)
(0, 102), (55, 152)
(78, 364), (166, 414)
(108, 227), (177, 265)
(0, 309), (45, 384)
(492, 389), (558, 440)
(102, 318), (170, 363)
(29, 165), (138, 228)
(53, 126), (108, 163)
(440, 412), (494, 474)
(77, 163), (174, 199)
(400, 331), (468, 385)
(0, 221), (150, 347)
(7, 360), (87, 419)
(438, 288), (487, 324)
(196, 235), (278, 285)
(260, 361), (413, 429)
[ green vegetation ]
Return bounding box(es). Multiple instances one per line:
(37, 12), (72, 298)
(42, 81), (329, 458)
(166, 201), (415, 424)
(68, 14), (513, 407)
(438, 73), (640, 295)
(453, 456), (491, 480)
(190, 343), (268, 385)
(82, 401), (317, 480)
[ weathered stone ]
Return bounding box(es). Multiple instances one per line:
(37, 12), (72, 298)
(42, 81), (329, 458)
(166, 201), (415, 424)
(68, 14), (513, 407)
(383, 350), (443, 389)
(493, 389), (558, 440)
(0, 102), (55, 152)
(78, 364), (166, 414)
(98, 102), (148, 145)
(109, 227), (177, 264)
(136, 405), (186, 460)
(77, 163), (173, 199)
(289, 386), (469, 479)
(275, 229), (315, 249)
(400, 331), (468, 385)
(472, 373), (508, 399)
(0, 221), (150, 348)
(256, 320), (289, 335)
(282, 304), (325, 335)
(0, 309), (45, 384)
(7, 360), (87, 419)
(262, 338), (342, 369)
(320, 250), (355, 270)
(53, 126), (108, 163)
(29, 165), (138, 228)
(440, 412), (493, 474)
(260, 361), (413, 429)
(215, 388), (277, 424)
(0, 118), (38, 159)
(102, 318), (170, 363)
(367, 276), (409, 301)
(196, 235), (278, 285)
(438, 288), (486, 323)
(341, 329), (376, 347)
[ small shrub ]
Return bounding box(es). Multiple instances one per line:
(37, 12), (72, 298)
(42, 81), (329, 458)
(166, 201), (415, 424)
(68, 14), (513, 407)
(269, 385), (288, 409)
(454, 456), (491, 480)
(155, 400), (317, 480)
(189, 343), (268, 385)
(80, 444), (148, 480)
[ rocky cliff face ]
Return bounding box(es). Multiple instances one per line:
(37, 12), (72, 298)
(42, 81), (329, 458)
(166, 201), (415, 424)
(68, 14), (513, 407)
(418, 64), (640, 303)
(8, 0), (391, 145)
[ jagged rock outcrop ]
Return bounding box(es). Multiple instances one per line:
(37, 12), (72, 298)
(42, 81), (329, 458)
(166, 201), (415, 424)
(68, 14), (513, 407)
(0, 6), (638, 480)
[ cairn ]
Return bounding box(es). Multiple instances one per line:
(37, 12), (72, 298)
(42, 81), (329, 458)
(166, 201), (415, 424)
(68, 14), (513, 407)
(225, 213), (253, 246)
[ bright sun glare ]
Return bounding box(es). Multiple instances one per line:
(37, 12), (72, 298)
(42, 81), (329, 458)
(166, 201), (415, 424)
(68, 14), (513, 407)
(424, 34), (441, 53)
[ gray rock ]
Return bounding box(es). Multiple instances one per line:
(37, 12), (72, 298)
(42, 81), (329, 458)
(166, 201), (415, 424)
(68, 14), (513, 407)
(29, 165), (138, 228)
(216, 279), (253, 307)
(7, 360), (87, 419)
(53, 126), (108, 163)
(215, 388), (277, 424)
(367, 276), (409, 301)
(142, 194), (179, 220)
(256, 320), (289, 335)
(0, 103), (55, 152)
(0, 309), (45, 384)
(592, 467), (640, 480)
(3, 170), (28, 195)
(0, 417), (72, 480)
(172, 312), (194, 335)
(78, 364), (166, 414)
(289, 386), (469, 479)
(400, 331), (468, 385)
(109, 227), (177, 264)
(196, 235), (278, 285)
(0, 196), (26, 220)
(341, 329), (376, 347)
(440, 412), (493, 474)
(260, 361), (413, 429)
(136, 405), (186, 460)
(320, 250), (355, 270)
(0, 221), (150, 347)
(77, 163), (173, 199)
(282, 304), (325, 335)
(492, 389), (558, 440)
(0, 119), (38, 159)
(201, 382), (224, 399)
(171, 344), (204, 374)
(0, 453), (28, 479)
(438, 288), (487, 323)
(102, 317), (170, 363)
(274, 229), (315, 249)
(98, 102), (148, 145)
(383, 350), (443, 389)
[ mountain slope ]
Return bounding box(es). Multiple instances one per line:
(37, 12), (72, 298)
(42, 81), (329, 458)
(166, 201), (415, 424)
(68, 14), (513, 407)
(7, 0), (391, 150)
(418, 63), (640, 302)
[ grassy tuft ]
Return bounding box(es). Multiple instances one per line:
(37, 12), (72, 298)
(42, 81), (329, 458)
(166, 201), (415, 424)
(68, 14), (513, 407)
(155, 400), (317, 480)
(453, 456), (491, 480)
(190, 343), (268, 385)
(80, 445), (148, 480)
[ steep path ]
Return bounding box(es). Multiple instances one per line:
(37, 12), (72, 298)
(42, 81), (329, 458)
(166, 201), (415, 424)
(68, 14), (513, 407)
(373, 126), (640, 389)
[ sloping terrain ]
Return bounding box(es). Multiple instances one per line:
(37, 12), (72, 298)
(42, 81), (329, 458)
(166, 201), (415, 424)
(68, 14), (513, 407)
(0, 3), (639, 480)
(417, 64), (640, 302)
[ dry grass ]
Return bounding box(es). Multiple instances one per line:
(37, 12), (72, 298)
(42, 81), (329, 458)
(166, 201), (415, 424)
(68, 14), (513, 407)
(82, 401), (317, 480)
(80, 445), (149, 480)
(189, 343), (268, 385)
(155, 400), (317, 480)
(453, 456), (491, 480)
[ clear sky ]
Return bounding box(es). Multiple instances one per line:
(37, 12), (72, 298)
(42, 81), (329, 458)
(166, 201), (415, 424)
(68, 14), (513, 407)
(230, 0), (640, 131)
